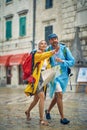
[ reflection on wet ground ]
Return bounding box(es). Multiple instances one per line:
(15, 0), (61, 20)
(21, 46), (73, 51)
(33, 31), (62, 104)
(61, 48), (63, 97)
(0, 87), (87, 130)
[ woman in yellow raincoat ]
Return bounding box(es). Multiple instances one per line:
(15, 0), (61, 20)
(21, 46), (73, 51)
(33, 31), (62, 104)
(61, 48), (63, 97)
(25, 40), (58, 125)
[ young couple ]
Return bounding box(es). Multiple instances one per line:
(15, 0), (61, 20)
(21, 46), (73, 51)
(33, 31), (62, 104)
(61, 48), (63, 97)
(25, 33), (75, 126)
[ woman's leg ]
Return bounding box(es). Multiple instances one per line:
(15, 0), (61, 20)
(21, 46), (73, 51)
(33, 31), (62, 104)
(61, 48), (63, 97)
(38, 91), (48, 125)
(25, 94), (39, 120)
(38, 91), (44, 121)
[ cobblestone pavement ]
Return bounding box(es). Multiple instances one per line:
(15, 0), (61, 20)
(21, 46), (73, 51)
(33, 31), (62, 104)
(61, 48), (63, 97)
(0, 87), (87, 130)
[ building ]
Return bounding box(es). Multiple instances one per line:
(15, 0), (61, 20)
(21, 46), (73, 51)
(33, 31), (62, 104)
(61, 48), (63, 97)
(0, 0), (87, 90)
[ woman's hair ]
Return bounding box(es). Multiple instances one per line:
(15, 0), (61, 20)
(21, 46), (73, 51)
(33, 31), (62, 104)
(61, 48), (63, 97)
(38, 40), (47, 49)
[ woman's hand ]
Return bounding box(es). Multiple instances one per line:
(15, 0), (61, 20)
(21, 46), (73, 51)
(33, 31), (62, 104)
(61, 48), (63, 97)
(52, 47), (59, 54)
(55, 46), (59, 52)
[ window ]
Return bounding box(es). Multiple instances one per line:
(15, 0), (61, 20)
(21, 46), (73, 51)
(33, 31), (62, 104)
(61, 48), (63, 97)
(19, 16), (26, 37)
(6, 66), (11, 84)
(45, 0), (53, 9)
(45, 25), (53, 44)
(6, 0), (12, 3)
(6, 20), (12, 40)
(18, 65), (23, 84)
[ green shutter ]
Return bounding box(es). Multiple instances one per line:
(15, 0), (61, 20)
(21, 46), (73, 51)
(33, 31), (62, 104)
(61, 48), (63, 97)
(6, 0), (12, 3)
(6, 21), (12, 40)
(19, 17), (26, 36)
(45, 25), (53, 44)
(46, 0), (53, 9)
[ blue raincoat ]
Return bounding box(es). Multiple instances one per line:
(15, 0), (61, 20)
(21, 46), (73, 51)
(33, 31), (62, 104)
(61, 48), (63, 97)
(47, 43), (75, 98)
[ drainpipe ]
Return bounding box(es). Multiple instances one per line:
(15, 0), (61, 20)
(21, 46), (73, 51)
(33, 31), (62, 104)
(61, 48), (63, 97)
(32, 0), (36, 50)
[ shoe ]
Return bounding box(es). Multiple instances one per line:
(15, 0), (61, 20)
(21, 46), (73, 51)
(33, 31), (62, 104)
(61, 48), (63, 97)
(60, 118), (70, 125)
(45, 110), (51, 120)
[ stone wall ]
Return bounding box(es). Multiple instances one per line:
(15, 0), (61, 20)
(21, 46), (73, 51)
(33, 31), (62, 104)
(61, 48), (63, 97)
(0, 0), (87, 89)
(0, 0), (33, 55)
(35, 0), (87, 59)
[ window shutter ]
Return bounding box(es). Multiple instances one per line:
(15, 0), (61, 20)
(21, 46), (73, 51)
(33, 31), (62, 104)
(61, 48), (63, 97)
(6, 0), (12, 3)
(6, 21), (12, 40)
(19, 17), (26, 36)
(45, 0), (53, 9)
(45, 25), (53, 44)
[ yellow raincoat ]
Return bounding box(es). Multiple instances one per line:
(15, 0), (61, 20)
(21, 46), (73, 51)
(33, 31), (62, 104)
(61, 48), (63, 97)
(24, 51), (54, 96)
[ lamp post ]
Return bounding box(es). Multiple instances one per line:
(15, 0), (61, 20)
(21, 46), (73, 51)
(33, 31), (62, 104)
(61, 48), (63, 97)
(32, 0), (36, 50)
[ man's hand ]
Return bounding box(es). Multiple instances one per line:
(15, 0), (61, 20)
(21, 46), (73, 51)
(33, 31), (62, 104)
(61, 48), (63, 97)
(55, 57), (64, 62)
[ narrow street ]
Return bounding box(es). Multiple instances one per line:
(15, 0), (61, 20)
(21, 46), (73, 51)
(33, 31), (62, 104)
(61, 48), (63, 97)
(0, 87), (87, 130)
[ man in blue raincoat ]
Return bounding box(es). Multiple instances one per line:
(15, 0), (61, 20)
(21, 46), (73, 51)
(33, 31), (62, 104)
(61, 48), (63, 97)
(45, 33), (75, 125)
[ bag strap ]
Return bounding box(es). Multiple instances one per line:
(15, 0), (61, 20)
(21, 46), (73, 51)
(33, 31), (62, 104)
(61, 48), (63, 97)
(62, 45), (73, 90)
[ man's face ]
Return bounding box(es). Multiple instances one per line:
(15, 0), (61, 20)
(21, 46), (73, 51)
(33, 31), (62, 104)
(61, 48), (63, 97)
(49, 37), (58, 49)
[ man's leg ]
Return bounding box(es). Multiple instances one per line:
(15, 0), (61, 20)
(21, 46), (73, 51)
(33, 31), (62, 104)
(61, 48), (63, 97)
(45, 94), (57, 119)
(45, 82), (61, 119)
(47, 92), (64, 119)
(46, 81), (70, 124)
(47, 94), (57, 113)
(56, 92), (70, 124)
(55, 92), (64, 119)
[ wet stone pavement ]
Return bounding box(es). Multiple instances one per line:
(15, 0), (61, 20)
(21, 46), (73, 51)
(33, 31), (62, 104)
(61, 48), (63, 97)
(0, 87), (87, 130)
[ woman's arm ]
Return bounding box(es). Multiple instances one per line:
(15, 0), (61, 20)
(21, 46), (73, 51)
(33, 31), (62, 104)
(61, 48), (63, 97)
(35, 50), (56, 63)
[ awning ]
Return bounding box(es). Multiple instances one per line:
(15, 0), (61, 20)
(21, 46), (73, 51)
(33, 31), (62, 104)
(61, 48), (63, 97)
(0, 55), (12, 66)
(9, 53), (28, 65)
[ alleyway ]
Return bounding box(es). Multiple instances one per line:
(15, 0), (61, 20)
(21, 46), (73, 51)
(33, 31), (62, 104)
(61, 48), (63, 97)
(0, 87), (87, 130)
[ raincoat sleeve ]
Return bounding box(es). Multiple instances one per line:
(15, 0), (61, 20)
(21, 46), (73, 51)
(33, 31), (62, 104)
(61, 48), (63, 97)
(34, 51), (54, 63)
(62, 47), (75, 67)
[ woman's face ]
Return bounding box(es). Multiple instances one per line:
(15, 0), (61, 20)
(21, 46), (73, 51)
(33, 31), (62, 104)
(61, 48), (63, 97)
(39, 41), (47, 52)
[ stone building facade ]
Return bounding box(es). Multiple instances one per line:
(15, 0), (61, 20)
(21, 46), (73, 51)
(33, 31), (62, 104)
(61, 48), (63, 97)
(0, 0), (87, 91)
